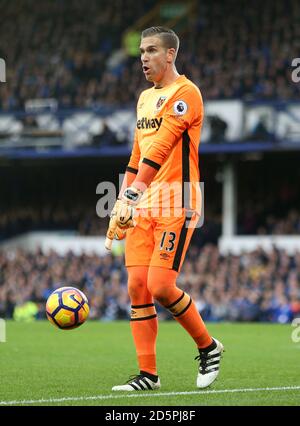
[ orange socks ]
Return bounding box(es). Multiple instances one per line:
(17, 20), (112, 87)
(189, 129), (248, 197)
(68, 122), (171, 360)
(130, 303), (158, 375)
(169, 293), (213, 348)
(128, 267), (158, 376)
(127, 266), (213, 377)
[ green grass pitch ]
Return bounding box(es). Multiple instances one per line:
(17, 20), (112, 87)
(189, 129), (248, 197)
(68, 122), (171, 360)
(0, 320), (299, 406)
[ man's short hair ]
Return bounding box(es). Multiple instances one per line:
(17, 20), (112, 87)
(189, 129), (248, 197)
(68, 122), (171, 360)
(141, 26), (180, 56)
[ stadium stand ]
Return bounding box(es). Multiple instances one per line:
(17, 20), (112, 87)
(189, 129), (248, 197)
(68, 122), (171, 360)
(1, 246), (300, 323)
(0, 0), (299, 323)
(0, 0), (299, 110)
(1, 156), (299, 240)
(0, 0), (153, 110)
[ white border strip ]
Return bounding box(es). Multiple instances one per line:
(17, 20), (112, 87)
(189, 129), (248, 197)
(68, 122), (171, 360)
(0, 386), (300, 405)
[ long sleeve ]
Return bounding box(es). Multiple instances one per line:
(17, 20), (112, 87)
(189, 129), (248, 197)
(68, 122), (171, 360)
(126, 129), (141, 174)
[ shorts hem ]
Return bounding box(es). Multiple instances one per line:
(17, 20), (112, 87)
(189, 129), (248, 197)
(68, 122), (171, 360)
(125, 261), (151, 267)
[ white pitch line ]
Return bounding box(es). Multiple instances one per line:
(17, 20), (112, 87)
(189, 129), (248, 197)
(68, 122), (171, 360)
(0, 385), (300, 406)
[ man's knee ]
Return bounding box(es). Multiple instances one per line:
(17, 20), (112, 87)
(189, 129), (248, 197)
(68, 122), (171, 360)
(147, 266), (178, 306)
(127, 266), (149, 300)
(147, 279), (176, 306)
(128, 275), (147, 299)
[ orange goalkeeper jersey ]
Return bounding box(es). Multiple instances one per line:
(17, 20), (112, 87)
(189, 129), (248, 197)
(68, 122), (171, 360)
(127, 75), (204, 215)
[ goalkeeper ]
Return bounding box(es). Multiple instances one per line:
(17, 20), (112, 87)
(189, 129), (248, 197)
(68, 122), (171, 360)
(106, 26), (224, 391)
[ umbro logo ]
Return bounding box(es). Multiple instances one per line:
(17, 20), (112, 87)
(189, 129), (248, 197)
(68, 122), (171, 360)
(160, 252), (170, 260)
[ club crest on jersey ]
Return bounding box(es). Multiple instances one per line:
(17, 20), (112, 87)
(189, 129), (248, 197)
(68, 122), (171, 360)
(173, 100), (188, 115)
(155, 96), (167, 110)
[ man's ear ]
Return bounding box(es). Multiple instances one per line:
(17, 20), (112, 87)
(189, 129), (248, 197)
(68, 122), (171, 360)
(167, 48), (176, 63)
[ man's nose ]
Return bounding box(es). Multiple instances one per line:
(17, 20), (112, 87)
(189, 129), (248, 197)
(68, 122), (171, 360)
(141, 53), (149, 62)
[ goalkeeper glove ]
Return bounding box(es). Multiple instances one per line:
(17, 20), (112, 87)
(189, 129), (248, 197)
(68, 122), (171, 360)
(105, 186), (143, 250)
(114, 225), (127, 241)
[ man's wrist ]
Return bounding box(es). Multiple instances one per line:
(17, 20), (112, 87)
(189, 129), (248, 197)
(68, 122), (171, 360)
(122, 185), (144, 205)
(131, 181), (147, 193)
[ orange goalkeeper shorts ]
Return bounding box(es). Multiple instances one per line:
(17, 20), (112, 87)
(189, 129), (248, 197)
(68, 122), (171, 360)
(125, 209), (198, 272)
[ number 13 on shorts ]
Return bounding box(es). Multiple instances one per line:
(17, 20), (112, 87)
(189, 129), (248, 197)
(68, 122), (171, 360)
(159, 231), (176, 252)
(125, 214), (196, 272)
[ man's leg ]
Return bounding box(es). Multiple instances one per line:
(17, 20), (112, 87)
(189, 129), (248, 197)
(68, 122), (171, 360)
(112, 265), (160, 391)
(128, 265), (158, 376)
(147, 267), (213, 349)
(112, 214), (161, 391)
(148, 210), (224, 388)
(147, 266), (224, 388)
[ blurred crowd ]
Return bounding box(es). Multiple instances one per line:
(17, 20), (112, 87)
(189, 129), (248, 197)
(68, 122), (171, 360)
(0, 0), (152, 110)
(179, 245), (300, 322)
(182, 0), (300, 101)
(239, 208), (300, 236)
(238, 178), (300, 235)
(0, 204), (108, 240)
(1, 204), (300, 242)
(0, 0), (299, 111)
(0, 245), (299, 323)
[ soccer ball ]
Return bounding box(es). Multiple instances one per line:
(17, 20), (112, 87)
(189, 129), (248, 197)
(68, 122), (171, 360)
(46, 286), (89, 330)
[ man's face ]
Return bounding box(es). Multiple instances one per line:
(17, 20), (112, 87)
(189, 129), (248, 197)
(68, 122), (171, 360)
(140, 36), (172, 83)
